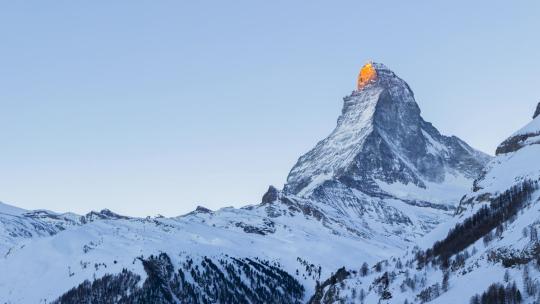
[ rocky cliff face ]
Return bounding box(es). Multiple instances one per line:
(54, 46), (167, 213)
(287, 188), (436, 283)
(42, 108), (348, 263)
(285, 63), (490, 208)
(533, 102), (540, 119)
(496, 102), (540, 155)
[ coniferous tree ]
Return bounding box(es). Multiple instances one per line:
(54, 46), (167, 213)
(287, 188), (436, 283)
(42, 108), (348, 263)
(442, 272), (449, 292)
(359, 288), (366, 304)
(470, 282), (523, 304)
(504, 270), (510, 283)
(360, 262), (369, 277)
(530, 226), (538, 243)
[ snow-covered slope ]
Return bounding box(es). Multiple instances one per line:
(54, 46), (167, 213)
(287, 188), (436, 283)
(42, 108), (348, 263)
(0, 203), (84, 258)
(0, 63), (492, 303)
(0, 198), (394, 303)
(311, 103), (540, 304)
(460, 102), (540, 212)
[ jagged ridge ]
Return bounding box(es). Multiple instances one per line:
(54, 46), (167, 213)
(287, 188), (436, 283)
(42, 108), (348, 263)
(285, 63), (490, 205)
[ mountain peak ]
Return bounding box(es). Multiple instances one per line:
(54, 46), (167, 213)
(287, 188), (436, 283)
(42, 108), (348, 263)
(285, 63), (490, 203)
(357, 62), (377, 90)
(355, 62), (406, 92)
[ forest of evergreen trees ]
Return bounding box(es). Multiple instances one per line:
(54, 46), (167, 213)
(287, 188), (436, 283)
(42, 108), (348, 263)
(469, 282), (522, 304)
(416, 179), (538, 267)
(53, 253), (304, 304)
(53, 269), (141, 304)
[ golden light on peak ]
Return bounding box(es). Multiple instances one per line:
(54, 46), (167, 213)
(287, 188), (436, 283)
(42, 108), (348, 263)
(357, 62), (377, 90)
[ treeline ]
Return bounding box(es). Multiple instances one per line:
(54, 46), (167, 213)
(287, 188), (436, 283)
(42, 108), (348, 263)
(417, 179), (538, 266)
(54, 253), (304, 304)
(53, 269), (141, 304)
(470, 282), (522, 304)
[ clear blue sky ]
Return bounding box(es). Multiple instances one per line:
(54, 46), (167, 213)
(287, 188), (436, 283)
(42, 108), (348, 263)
(1, 1), (538, 216)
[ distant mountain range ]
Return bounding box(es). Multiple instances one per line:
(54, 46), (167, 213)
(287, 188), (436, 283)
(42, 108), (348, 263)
(1, 63), (538, 304)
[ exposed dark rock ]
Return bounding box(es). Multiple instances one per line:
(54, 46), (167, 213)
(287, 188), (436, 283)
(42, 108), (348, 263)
(234, 219), (276, 235)
(496, 131), (540, 155)
(194, 205), (212, 214)
(533, 102), (540, 119)
(262, 185), (279, 204)
(81, 209), (129, 224)
(279, 197), (327, 222)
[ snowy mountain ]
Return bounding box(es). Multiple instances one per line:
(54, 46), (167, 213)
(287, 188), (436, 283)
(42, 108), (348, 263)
(283, 62), (490, 247)
(0, 63), (491, 303)
(0, 202), (83, 257)
(285, 63), (489, 203)
(0, 197), (394, 303)
(310, 103), (540, 304)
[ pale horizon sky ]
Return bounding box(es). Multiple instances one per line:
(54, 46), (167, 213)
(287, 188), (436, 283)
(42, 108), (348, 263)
(1, 1), (539, 216)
